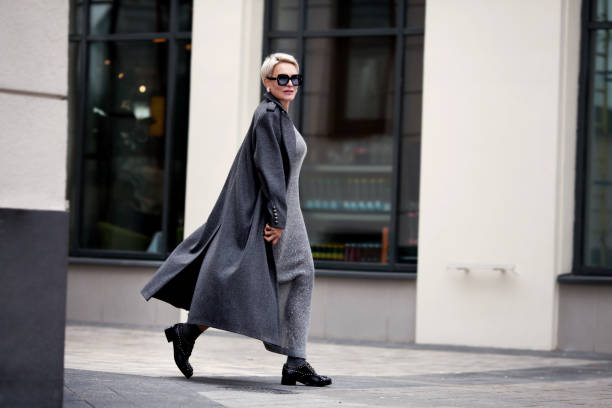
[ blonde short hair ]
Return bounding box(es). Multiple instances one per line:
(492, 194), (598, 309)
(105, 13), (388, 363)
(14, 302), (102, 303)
(260, 52), (299, 85)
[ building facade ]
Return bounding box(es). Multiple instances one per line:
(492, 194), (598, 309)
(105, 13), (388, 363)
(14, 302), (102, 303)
(58, 0), (612, 354)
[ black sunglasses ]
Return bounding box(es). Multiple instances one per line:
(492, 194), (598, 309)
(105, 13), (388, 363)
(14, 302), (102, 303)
(266, 74), (303, 86)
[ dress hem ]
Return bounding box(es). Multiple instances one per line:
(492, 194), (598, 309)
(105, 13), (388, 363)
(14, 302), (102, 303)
(185, 316), (281, 347)
(262, 341), (307, 359)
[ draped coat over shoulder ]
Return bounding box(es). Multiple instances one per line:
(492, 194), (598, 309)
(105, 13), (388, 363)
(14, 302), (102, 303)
(140, 91), (296, 345)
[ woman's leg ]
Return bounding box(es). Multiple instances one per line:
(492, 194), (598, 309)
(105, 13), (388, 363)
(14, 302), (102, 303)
(286, 355), (306, 367)
(279, 273), (312, 358)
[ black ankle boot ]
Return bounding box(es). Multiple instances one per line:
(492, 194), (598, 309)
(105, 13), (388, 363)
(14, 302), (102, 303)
(281, 361), (332, 386)
(164, 323), (203, 379)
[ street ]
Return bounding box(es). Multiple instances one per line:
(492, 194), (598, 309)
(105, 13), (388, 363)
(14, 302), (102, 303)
(63, 323), (612, 407)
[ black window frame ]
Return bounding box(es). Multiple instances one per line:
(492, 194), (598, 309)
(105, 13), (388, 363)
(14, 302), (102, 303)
(262, 0), (424, 275)
(574, 0), (612, 276)
(68, 0), (192, 261)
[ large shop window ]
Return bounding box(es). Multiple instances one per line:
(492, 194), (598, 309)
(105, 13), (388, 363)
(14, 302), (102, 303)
(68, 0), (193, 259)
(264, 0), (425, 273)
(577, 0), (612, 276)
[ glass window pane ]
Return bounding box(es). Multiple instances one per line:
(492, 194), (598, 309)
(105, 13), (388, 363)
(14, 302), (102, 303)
(70, 0), (83, 34)
(405, 0), (425, 29)
(398, 35), (423, 264)
(167, 40), (192, 250)
(269, 38), (298, 56)
(307, 0), (396, 30)
(177, 0), (193, 31)
(81, 40), (168, 253)
(302, 36), (396, 264)
(584, 29), (612, 268)
(68, 41), (81, 250)
(270, 0), (299, 31)
(593, 0), (612, 21)
(90, 0), (170, 35)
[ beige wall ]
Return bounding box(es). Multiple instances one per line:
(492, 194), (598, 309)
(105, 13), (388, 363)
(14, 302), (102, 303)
(558, 284), (612, 354)
(66, 264), (180, 327)
(310, 277), (415, 342)
(65, 264), (416, 343)
(416, 0), (581, 350)
(0, 0), (68, 211)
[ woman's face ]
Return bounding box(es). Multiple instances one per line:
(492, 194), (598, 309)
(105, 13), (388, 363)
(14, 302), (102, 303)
(264, 62), (299, 108)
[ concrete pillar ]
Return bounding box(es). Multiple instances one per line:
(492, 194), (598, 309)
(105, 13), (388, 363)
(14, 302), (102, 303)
(416, 0), (580, 350)
(0, 1), (70, 406)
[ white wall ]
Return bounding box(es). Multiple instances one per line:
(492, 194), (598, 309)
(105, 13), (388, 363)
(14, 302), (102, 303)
(184, 0), (265, 235)
(0, 0), (68, 211)
(416, 0), (580, 350)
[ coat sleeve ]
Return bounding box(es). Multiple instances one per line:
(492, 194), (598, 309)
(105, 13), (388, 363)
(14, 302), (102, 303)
(253, 111), (288, 229)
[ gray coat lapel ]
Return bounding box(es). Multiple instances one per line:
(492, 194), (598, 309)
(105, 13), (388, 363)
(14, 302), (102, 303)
(264, 91), (296, 168)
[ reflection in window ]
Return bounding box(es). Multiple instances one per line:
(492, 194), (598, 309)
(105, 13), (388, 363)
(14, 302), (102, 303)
(69, 0), (193, 258)
(70, 0), (83, 34)
(90, 0), (170, 35)
(593, 0), (612, 21)
(270, 38), (298, 59)
(397, 35), (423, 264)
(302, 36), (396, 263)
(178, 0), (193, 31)
(67, 42), (81, 247)
(168, 40), (192, 249)
(307, 0), (397, 30)
(270, 0), (299, 31)
(405, 0), (425, 28)
(585, 28), (612, 268)
(82, 41), (168, 253)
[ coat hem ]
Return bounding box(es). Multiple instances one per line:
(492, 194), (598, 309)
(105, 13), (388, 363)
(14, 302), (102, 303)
(140, 288), (152, 301)
(139, 222), (222, 304)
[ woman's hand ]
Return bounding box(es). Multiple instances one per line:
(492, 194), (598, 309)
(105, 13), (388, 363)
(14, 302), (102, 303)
(263, 223), (283, 245)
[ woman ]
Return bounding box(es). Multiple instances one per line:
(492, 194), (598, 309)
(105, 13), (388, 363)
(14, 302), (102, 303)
(140, 52), (331, 387)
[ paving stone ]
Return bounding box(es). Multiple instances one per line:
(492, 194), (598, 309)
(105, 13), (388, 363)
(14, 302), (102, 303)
(63, 323), (612, 407)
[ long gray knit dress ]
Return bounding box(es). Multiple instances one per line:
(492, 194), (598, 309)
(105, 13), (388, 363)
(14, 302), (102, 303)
(262, 124), (314, 359)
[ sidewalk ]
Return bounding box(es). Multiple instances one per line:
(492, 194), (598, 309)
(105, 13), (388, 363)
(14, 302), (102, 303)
(63, 323), (612, 407)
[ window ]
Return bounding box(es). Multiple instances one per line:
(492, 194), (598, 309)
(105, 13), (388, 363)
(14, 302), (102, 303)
(263, 0), (425, 272)
(576, 0), (612, 275)
(68, 0), (193, 259)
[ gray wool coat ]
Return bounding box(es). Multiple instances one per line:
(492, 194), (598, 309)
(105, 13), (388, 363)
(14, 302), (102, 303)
(140, 91), (296, 346)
